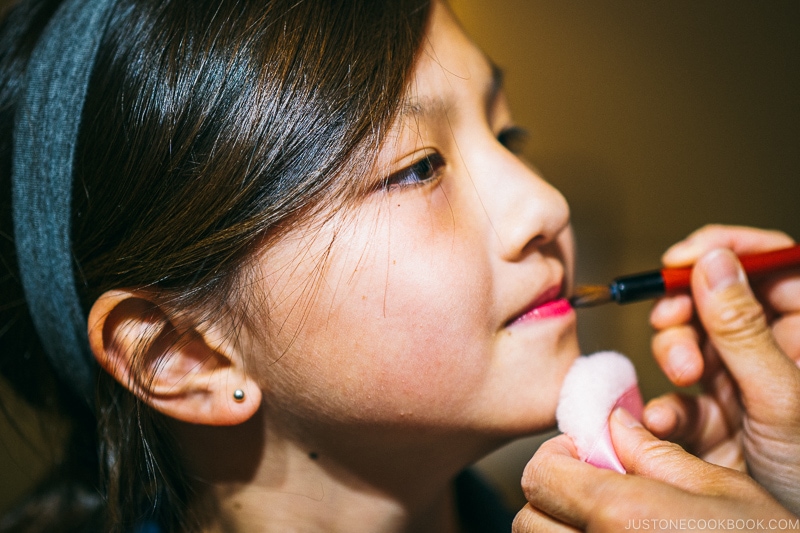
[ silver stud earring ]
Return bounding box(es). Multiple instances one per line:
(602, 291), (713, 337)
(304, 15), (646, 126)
(233, 389), (245, 402)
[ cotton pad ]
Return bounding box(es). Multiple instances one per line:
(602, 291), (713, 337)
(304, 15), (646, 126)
(556, 351), (643, 473)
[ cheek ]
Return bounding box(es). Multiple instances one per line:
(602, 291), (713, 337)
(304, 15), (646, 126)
(352, 258), (492, 393)
(255, 199), (497, 416)
(327, 214), (493, 387)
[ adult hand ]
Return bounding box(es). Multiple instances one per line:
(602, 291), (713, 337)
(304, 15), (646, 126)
(513, 408), (798, 532)
(647, 225), (800, 514)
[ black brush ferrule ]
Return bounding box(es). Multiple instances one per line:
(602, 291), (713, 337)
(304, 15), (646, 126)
(609, 271), (665, 303)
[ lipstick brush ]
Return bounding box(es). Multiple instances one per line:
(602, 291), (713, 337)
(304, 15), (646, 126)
(570, 244), (800, 308)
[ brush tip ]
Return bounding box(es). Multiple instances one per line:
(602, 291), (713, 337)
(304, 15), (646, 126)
(570, 285), (613, 308)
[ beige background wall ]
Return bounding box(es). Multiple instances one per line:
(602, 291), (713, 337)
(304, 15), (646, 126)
(2, 0), (799, 516)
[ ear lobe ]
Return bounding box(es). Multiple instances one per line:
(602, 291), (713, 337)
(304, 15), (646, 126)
(87, 290), (261, 426)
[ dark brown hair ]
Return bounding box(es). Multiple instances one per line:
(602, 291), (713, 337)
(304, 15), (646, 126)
(0, 0), (431, 530)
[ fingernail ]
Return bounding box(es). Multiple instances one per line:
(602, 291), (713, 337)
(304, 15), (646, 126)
(613, 407), (642, 429)
(702, 249), (745, 292)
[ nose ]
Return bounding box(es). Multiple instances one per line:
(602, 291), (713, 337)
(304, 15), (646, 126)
(471, 141), (571, 262)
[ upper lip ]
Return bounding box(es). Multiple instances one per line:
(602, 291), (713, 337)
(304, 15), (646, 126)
(505, 280), (566, 327)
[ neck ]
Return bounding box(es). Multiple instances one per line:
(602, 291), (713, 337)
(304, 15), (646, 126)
(174, 405), (499, 533)
(214, 458), (459, 533)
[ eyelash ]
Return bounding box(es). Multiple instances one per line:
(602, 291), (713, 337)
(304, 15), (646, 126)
(383, 152), (446, 191)
(382, 126), (530, 191)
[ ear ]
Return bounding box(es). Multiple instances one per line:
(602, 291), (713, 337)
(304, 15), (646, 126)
(87, 290), (261, 425)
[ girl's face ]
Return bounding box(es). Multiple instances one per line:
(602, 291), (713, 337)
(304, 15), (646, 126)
(249, 2), (580, 444)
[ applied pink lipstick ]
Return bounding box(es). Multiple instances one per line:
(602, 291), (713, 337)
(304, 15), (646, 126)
(508, 284), (574, 326)
(515, 298), (572, 322)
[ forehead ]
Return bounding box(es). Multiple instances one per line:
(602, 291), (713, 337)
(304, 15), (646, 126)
(402, 2), (495, 116)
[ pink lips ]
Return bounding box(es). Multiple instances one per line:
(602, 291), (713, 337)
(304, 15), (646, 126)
(510, 294), (573, 326)
(516, 298), (572, 322)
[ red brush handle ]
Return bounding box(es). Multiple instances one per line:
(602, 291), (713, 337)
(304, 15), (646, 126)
(661, 244), (800, 292)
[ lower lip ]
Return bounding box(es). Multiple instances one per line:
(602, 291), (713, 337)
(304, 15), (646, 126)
(514, 298), (573, 323)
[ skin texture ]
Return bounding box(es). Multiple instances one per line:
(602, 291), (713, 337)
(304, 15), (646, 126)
(514, 225), (800, 531)
(89, 2), (581, 531)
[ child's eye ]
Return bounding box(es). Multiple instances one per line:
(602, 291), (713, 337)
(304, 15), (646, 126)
(497, 126), (529, 155)
(384, 152), (445, 190)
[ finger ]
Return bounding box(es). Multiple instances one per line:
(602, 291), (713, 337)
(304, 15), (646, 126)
(643, 393), (735, 457)
(663, 225), (794, 267)
(512, 503), (580, 533)
(692, 249), (800, 414)
(700, 354), (743, 431)
(756, 273), (800, 316)
(701, 434), (746, 472)
(772, 315), (800, 363)
(520, 434), (615, 529)
(650, 293), (693, 330)
(533, 424), (771, 530)
(522, 435), (689, 530)
(651, 325), (704, 386)
(610, 407), (744, 494)
(641, 394), (681, 438)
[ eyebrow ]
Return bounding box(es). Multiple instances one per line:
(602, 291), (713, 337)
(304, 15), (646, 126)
(399, 61), (505, 120)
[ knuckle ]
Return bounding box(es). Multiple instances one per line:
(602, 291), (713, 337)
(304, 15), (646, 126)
(650, 332), (668, 358)
(651, 329), (676, 354)
(520, 455), (546, 501)
(626, 437), (684, 476)
(511, 507), (534, 533)
(651, 328), (683, 354)
(520, 437), (574, 502)
(710, 293), (769, 341)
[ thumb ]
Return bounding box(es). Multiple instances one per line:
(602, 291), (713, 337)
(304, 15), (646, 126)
(610, 407), (740, 493)
(691, 248), (800, 411)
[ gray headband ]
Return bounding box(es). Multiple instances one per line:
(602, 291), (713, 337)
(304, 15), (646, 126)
(12, 0), (118, 405)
